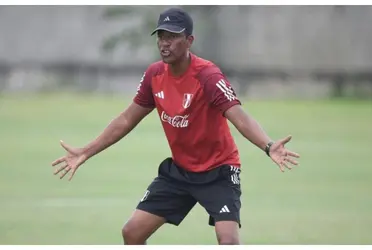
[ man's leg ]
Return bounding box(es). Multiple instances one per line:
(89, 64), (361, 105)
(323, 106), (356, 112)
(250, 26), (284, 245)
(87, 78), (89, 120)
(122, 209), (166, 245)
(215, 221), (240, 245)
(191, 165), (242, 245)
(122, 158), (197, 244)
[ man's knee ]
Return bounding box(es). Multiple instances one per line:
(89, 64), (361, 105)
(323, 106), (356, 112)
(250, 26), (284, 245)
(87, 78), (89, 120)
(121, 209), (166, 245)
(122, 222), (143, 245)
(215, 220), (240, 245)
(218, 234), (240, 245)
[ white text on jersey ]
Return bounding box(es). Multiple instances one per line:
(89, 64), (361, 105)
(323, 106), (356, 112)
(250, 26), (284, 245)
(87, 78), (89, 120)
(161, 111), (189, 128)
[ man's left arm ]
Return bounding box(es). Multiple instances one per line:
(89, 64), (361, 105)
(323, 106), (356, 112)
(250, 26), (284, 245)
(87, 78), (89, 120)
(201, 70), (300, 171)
(224, 105), (272, 152)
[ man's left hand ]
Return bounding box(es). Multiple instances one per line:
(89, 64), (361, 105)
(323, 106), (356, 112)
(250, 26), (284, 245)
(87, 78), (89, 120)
(269, 135), (300, 172)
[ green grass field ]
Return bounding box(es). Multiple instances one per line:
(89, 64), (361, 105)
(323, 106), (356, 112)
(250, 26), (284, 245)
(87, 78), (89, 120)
(0, 93), (371, 245)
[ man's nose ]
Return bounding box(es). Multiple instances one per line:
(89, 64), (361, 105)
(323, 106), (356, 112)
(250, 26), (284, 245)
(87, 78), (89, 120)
(159, 38), (171, 47)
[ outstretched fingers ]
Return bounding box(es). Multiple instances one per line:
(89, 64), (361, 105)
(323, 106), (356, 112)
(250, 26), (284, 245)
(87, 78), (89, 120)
(282, 161), (292, 170)
(54, 164), (68, 175)
(276, 156), (295, 172)
(287, 150), (300, 158)
(277, 162), (285, 172)
(285, 157), (299, 166)
(51, 156), (65, 166)
(279, 135), (292, 145)
(68, 168), (77, 181)
(59, 167), (70, 179)
(60, 140), (73, 153)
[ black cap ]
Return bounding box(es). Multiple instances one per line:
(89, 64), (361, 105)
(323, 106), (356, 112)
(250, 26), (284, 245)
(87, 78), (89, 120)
(151, 7), (193, 36)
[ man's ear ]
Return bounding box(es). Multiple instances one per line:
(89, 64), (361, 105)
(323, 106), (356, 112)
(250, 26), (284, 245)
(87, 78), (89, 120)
(187, 35), (194, 48)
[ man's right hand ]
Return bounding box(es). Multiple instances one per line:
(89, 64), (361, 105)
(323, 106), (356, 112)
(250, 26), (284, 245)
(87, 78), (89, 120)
(50, 102), (153, 181)
(51, 140), (88, 181)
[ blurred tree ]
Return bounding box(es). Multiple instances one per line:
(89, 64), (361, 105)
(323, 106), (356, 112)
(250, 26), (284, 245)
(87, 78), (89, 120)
(101, 6), (161, 53)
(101, 5), (221, 61)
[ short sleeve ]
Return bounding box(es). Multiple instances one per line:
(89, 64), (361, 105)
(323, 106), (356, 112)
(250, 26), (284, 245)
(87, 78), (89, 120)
(133, 66), (155, 109)
(198, 66), (241, 114)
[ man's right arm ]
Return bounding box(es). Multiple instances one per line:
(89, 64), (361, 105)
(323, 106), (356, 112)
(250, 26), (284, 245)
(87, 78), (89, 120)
(81, 66), (156, 161)
(81, 102), (153, 160)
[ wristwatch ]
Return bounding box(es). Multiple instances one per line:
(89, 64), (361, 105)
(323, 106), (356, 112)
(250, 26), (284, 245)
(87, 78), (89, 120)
(265, 141), (274, 157)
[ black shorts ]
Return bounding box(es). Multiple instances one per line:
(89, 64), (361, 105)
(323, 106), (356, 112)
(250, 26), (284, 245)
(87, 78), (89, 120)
(136, 157), (242, 227)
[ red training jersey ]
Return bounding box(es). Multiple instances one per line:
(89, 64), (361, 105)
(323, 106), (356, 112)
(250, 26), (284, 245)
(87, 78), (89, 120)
(133, 53), (241, 172)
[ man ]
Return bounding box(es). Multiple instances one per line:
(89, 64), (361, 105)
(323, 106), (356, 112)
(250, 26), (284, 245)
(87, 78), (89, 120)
(51, 7), (300, 245)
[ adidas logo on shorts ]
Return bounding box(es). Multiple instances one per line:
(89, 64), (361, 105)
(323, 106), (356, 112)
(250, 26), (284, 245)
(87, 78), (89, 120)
(219, 205), (230, 213)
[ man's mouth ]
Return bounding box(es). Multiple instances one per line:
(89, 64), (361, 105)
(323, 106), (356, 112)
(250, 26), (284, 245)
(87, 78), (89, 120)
(161, 49), (171, 57)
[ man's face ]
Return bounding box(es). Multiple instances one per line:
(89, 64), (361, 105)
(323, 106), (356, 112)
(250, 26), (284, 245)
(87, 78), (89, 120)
(157, 30), (193, 64)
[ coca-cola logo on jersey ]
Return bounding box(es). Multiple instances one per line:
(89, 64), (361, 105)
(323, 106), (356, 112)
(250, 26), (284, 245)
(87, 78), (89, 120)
(161, 111), (189, 128)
